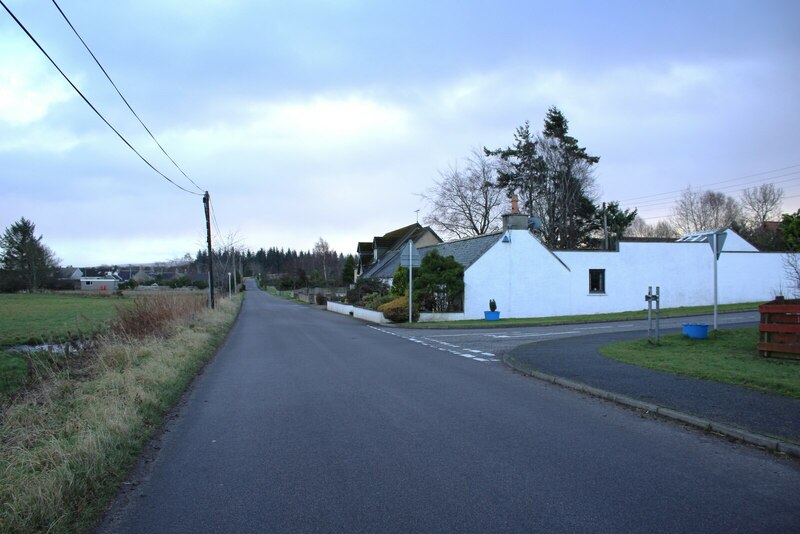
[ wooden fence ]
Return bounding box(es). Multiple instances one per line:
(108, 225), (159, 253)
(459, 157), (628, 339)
(758, 297), (800, 360)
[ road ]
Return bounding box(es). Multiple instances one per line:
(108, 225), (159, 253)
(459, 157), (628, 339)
(101, 283), (799, 532)
(388, 310), (759, 361)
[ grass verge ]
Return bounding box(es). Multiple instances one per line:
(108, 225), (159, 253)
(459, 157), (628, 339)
(403, 301), (761, 328)
(598, 327), (800, 399)
(0, 294), (242, 533)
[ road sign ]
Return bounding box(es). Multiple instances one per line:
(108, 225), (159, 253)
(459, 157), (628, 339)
(400, 243), (420, 267)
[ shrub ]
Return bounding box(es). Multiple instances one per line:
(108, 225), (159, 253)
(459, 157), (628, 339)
(112, 294), (205, 339)
(315, 293), (327, 305)
(378, 296), (420, 323)
(346, 279), (388, 305)
(362, 292), (395, 310)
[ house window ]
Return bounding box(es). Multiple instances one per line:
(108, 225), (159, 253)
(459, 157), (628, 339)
(589, 269), (605, 294)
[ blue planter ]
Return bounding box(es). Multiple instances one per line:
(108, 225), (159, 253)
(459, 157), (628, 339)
(683, 323), (709, 339)
(484, 311), (500, 321)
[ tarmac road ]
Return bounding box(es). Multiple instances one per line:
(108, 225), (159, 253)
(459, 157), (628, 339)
(388, 310), (760, 360)
(100, 283), (799, 532)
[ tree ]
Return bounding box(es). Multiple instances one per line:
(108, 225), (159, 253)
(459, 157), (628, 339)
(313, 237), (332, 284)
(422, 149), (506, 239)
(341, 254), (356, 285)
(415, 250), (464, 312)
(627, 217), (678, 238)
(780, 211), (800, 295)
(596, 202), (637, 247)
(487, 107), (600, 249)
(741, 183), (783, 229)
(0, 217), (60, 292)
(780, 211), (800, 252)
(671, 188), (742, 234)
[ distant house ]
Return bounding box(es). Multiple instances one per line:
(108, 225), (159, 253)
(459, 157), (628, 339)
(80, 276), (118, 293)
(357, 213), (796, 320)
(132, 266), (153, 284)
(59, 267), (83, 281)
(356, 223), (442, 280)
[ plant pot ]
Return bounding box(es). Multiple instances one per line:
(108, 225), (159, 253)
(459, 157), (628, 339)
(682, 323), (708, 339)
(484, 310), (500, 321)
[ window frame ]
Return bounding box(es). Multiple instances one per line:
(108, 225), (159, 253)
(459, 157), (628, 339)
(589, 269), (606, 294)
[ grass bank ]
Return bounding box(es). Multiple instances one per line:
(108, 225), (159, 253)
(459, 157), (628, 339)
(599, 327), (800, 399)
(403, 301), (760, 328)
(0, 293), (242, 533)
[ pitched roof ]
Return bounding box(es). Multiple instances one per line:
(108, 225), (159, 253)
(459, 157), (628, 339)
(362, 232), (501, 280)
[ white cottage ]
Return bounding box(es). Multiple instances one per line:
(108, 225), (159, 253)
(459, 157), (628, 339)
(361, 214), (794, 320)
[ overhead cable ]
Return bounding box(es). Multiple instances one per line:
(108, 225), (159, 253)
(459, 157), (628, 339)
(0, 0), (202, 196)
(50, 0), (205, 194)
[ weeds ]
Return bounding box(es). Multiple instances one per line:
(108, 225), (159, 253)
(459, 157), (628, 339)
(0, 294), (240, 533)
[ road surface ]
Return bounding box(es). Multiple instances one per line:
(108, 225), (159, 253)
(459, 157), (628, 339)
(101, 283), (799, 532)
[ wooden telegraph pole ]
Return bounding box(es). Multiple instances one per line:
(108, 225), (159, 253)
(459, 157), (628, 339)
(203, 191), (215, 309)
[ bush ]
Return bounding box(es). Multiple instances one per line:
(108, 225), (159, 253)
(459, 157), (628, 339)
(362, 292), (395, 310)
(315, 293), (327, 305)
(112, 294), (206, 339)
(378, 296), (419, 323)
(346, 279), (388, 305)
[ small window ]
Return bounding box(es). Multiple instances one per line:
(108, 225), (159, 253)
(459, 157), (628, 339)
(589, 269), (605, 294)
(85, 281), (93, 285)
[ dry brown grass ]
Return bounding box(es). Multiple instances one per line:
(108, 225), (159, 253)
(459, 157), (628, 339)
(0, 294), (241, 533)
(111, 293), (206, 339)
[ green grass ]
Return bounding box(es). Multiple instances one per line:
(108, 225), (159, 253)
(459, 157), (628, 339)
(0, 351), (27, 397)
(599, 327), (800, 399)
(0, 293), (128, 347)
(0, 294), (242, 533)
(404, 301), (761, 328)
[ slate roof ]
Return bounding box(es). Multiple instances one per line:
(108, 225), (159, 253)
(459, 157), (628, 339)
(362, 232), (502, 280)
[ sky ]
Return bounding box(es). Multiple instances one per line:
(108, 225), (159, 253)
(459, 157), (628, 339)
(1, 0), (799, 266)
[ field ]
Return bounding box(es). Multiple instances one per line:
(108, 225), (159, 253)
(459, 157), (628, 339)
(1, 293), (133, 398)
(0, 292), (128, 347)
(599, 327), (800, 399)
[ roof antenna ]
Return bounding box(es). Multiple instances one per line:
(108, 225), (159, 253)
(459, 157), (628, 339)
(414, 209), (420, 223)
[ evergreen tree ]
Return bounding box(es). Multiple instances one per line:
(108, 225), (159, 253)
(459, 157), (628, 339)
(0, 217), (60, 292)
(487, 107), (600, 249)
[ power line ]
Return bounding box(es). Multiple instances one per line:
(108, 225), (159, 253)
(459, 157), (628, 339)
(50, 0), (204, 194)
(618, 163), (800, 203)
(625, 171), (800, 210)
(0, 0), (202, 196)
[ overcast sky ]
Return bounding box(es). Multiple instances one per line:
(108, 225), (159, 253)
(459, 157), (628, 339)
(1, 0), (798, 266)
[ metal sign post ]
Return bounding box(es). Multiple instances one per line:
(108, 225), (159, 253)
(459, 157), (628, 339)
(400, 240), (421, 323)
(408, 241), (413, 323)
(645, 286), (661, 344)
(655, 286), (661, 344)
(646, 286), (653, 342)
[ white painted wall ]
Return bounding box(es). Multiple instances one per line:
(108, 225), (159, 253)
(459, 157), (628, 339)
(462, 229), (794, 319)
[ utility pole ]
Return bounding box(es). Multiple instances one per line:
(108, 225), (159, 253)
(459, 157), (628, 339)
(203, 191), (215, 309)
(603, 202), (609, 250)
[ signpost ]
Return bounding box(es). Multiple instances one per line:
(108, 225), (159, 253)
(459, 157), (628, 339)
(710, 231), (726, 331)
(400, 240), (420, 323)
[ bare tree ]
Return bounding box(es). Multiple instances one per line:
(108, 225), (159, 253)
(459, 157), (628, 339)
(422, 149), (507, 239)
(741, 183), (783, 228)
(672, 188), (742, 234)
(627, 216), (677, 238)
(313, 237), (332, 283)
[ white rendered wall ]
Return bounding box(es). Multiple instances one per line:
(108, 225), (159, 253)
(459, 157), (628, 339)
(463, 229), (794, 319)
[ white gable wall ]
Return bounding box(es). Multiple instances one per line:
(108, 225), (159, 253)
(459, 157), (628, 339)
(462, 229), (794, 319)
(464, 231), (573, 319)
